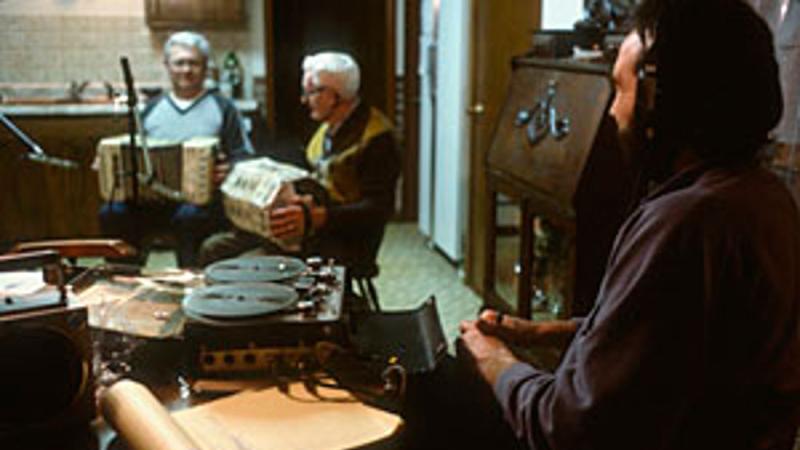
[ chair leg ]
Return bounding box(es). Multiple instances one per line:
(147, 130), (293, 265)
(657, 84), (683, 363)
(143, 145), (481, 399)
(354, 277), (381, 312)
(355, 278), (364, 297)
(365, 278), (380, 311)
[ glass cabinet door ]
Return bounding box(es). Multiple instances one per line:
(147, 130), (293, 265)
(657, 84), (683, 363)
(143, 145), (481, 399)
(490, 195), (574, 320)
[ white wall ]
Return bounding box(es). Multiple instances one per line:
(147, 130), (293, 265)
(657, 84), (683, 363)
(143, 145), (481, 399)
(541, 0), (583, 29)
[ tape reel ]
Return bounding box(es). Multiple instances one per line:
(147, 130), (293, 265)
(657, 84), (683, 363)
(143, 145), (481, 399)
(204, 256), (307, 284)
(183, 282), (299, 320)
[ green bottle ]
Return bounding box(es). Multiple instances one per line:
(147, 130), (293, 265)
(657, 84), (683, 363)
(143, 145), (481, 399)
(221, 51), (243, 98)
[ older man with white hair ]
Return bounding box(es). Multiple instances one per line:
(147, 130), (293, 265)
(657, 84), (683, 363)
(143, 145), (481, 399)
(199, 51), (400, 271)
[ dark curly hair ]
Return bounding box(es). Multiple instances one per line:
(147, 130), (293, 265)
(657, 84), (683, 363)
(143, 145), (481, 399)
(634, 0), (783, 165)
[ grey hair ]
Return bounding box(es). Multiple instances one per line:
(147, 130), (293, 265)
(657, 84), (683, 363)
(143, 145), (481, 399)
(163, 31), (211, 62)
(302, 52), (360, 100)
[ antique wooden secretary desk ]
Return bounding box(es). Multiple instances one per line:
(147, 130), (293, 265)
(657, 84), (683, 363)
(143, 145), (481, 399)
(483, 56), (640, 320)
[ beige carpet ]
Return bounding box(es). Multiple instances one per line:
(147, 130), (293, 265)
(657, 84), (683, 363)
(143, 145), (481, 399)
(372, 222), (483, 345)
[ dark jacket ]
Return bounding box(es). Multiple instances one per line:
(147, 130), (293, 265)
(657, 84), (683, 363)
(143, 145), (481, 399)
(496, 162), (800, 450)
(303, 101), (401, 268)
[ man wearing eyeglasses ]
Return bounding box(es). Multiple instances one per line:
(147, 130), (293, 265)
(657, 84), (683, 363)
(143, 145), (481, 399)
(199, 52), (400, 275)
(401, 1), (800, 449)
(98, 31), (253, 268)
(276, 52), (400, 252)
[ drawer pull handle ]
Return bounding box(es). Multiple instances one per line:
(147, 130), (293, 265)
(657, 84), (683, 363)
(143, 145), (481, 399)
(514, 80), (570, 146)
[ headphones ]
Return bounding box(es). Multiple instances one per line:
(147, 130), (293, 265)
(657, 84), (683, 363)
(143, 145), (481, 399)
(617, 31), (662, 210)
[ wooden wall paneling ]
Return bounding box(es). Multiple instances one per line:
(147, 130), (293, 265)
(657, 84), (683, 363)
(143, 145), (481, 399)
(264, 0), (276, 132)
(0, 117), (127, 248)
(385, 0), (397, 126)
(401, 0), (421, 221)
(145, 0), (245, 29)
(270, 0), (392, 143)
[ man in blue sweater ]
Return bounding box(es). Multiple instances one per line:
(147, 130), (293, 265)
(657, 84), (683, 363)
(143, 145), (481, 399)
(98, 31), (253, 268)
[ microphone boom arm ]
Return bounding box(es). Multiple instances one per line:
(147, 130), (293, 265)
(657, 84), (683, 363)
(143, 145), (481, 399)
(0, 112), (78, 169)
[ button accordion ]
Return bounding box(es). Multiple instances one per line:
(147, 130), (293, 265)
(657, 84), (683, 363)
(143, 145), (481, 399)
(221, 157), (309, 250)
(95, 135), (218, 205)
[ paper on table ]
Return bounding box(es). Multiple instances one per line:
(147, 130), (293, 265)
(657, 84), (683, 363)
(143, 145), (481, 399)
(101, 379), (402, 450)
(0, 269), (46, 297)
(72, 278), (186, 338)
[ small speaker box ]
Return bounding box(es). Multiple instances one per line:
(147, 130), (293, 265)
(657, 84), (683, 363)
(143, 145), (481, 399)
(0, 305), (95, 438)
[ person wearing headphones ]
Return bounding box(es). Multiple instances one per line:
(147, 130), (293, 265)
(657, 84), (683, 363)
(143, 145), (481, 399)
(402, 1), (800, 449)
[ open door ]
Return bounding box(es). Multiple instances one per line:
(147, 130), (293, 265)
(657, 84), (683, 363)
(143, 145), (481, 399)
(464, 1), (541, 293)
(265, 0), (395, 144)
(417, 0), (540, 267)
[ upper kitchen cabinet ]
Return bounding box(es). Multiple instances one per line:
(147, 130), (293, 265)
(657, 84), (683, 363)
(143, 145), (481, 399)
(145, 0), (245, 29)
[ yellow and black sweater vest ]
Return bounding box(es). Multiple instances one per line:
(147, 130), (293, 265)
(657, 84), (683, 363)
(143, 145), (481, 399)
(305, 107), (393, 204)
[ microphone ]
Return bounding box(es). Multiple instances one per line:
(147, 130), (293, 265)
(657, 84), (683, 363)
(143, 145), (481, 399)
(119, 56), (177, 203)
(120, 56), (141, 201)
(120, 56), (137, 106)
(0, 112), (78, 170)
(24, 152), (79, 170)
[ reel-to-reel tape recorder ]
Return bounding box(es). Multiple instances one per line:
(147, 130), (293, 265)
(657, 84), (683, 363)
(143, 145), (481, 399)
(182, 255), (348, 378)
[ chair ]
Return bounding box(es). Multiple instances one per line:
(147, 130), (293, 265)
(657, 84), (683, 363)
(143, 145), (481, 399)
(350, 262), (380, 311)
(340, 220), (388, 312)
(7, 239), (137, 289)
(10, 239), (137, 268)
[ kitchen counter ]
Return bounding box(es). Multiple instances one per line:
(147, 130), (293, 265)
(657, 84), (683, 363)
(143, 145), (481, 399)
(0, 97), (261, 246)
(0, 98), (259, 117)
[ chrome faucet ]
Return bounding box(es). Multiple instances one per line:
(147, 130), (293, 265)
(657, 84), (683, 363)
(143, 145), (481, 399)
(102, 81), (115, 100)
(67, 80), (90, 102)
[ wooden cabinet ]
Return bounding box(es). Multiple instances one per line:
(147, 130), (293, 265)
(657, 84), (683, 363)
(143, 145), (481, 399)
(0, 103), (260, 249)
(0, 115), (128, 248)
(484, 58), (637, 319)
(145, 0), (245, 29)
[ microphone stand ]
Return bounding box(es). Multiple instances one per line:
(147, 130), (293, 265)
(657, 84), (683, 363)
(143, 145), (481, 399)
(117, 57), (183, 203)
(120, 56), (140, 204)
(0, 112), (78, 169)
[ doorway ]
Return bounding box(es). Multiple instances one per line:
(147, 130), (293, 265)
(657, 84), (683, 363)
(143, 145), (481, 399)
(267, 0), (394, 146)
(417, 0), (540, 271)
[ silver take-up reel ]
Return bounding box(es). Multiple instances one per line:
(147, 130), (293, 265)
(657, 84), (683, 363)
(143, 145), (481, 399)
(182, 255), (348, 378)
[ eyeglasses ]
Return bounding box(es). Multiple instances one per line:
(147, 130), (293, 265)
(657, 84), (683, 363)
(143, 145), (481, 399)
(300, 86), (330, 101)
(168, 58), (204, 69)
